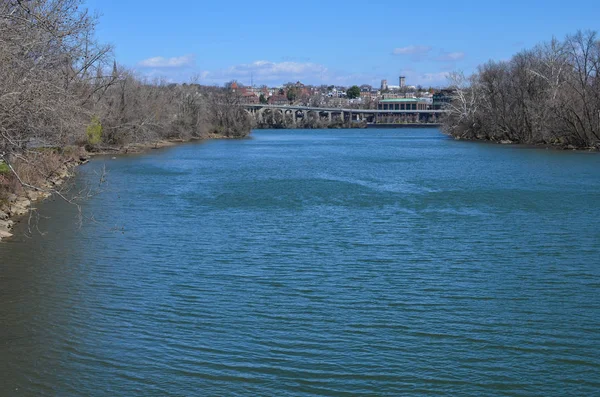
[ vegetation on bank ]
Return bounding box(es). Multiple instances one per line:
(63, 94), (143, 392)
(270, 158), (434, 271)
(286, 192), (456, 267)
(443, 31), (600, 149)
(0, 0), (251, 210)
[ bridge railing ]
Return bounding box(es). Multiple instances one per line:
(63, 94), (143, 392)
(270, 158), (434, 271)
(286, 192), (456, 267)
(242, 104), (448, 114)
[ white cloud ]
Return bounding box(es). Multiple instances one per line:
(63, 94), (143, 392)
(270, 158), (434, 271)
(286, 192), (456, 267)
(395, 70), (451, 87)
(420, 72), (450, 83)
(436, 51), (466, 62)
(392, 46), (465, 64)
(138, 55), (195, 68)
(133, 57), (452, 88)
(227, 60), (326, 76)
(202, 60), (329, 85)
(392, 45), (432, 56)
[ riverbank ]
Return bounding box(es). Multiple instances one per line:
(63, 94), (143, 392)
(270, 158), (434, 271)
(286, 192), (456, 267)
(0, 135), (239, 242)
(0, 156), (82, 241)
(449, 135), (600, 152)
(367, 123), (441, 129)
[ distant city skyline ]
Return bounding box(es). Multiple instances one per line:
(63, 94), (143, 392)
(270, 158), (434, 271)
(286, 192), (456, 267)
(84, 0), (600, 87)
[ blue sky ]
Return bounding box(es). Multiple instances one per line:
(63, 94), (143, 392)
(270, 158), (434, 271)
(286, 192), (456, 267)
(84, 0), (599, 87)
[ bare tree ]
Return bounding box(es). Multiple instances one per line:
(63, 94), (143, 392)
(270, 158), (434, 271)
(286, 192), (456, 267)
(443, 31), (600, 149)
(0, 0), (251, 234)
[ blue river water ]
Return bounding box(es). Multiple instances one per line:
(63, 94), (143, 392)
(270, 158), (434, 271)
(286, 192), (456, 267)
(1, 128), (600, 396)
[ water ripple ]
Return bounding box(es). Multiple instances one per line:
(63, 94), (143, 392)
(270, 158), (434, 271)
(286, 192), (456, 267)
(1, 129), (600, 396)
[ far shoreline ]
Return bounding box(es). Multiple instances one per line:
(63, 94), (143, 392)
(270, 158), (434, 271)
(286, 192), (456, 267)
(449, 135), (600, 153)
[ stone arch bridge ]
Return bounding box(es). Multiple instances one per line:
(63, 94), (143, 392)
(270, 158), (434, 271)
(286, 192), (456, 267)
(243, 104), (447, 125)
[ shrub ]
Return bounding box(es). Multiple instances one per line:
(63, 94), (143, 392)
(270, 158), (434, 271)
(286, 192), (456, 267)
(86, 116), (103, 145)
(0, 161), (10, 175)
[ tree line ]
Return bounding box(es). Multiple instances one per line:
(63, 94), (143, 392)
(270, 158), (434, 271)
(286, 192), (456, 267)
(443, 31), (600, 148)
(0, 0), (251, 202)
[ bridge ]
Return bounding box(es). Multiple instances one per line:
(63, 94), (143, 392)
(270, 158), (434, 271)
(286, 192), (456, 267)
(243, 104), (447, 125)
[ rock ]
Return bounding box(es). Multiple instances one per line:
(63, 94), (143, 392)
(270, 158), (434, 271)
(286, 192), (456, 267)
(10, 198), (30, 216)
(29, 191), (40, 201)
(0, 210), (8, 220)
(0, 229), (12, 239)
(500, 140), (513, 144)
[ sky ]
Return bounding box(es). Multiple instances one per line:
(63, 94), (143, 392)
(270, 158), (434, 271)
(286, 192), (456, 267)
(84, 0), (599, 87)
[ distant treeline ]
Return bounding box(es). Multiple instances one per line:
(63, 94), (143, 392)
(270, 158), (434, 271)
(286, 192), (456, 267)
(442, 31), (600, 148)
(0, 0), (250, 200)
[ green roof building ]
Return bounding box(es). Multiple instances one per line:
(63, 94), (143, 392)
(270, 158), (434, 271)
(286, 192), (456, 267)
(377, 98), (430, 111)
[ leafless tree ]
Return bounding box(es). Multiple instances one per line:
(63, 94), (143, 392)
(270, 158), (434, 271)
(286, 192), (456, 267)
(0, 0), (251, 229)
(443, 31), (600, 148)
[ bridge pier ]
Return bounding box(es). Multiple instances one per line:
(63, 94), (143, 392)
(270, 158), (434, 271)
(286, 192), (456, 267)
(258, 108), (264, 123)
(287, 110), (294, 126)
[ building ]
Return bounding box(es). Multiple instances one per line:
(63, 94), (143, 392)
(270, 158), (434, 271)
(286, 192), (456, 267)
(380, 79), (388, 91)
(241, 91), (259, 104)
(399, 76), (406, 88)
(380, 91), (414, 100)
(377, 98), (429, 111)
(432, 89), (454, 110)
(269, 94), (288, 105)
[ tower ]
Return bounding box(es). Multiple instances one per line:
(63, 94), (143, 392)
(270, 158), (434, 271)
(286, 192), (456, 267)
(381, 79), (388, 91)
(399, 76), (406, 88)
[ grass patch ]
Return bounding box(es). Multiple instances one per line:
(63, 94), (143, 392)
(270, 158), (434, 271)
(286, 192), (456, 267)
(0, 162), (10, 175)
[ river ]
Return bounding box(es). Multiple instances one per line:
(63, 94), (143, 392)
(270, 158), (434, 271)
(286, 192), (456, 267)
(1, 128), (599, 396)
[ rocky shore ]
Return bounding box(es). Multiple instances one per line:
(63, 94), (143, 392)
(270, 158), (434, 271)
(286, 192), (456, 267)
(0, 157), (82, 241)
